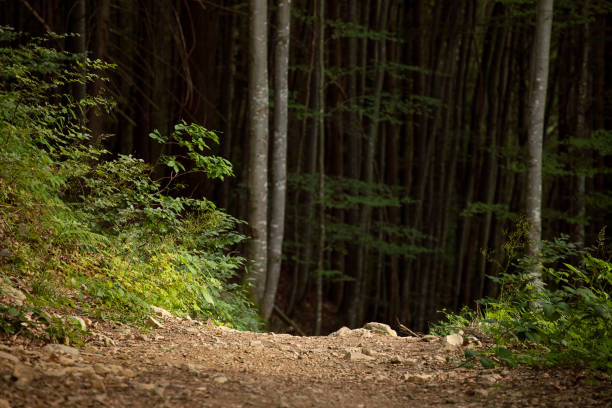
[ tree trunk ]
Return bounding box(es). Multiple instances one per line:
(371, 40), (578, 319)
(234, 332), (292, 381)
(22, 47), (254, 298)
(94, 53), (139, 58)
(575, 9), (590, 245)
(263, 0), (291, 321)
(89, 0), (110, 145)
(73, 0), (87, 131)
(526, 0), (553, 288)
(248, 0), (270, 306)
(314, 0), (325, 335)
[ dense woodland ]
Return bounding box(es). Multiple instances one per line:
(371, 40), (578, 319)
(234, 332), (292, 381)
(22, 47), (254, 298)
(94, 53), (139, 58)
(2, 0), (611, 335)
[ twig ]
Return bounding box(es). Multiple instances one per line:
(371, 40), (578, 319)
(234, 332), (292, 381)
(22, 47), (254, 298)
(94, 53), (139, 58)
(273, 305), (307, 337)
(395, 318), (422, 337)
(19, 0), (54, 33)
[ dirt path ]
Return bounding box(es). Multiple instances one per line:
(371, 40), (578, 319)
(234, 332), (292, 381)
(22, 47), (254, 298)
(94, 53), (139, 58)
(0, 311), (610, 408)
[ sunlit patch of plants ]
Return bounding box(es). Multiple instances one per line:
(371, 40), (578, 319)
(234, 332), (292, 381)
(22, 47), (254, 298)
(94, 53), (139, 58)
(0, 26), (262, 341)
(434, 224), (612, 372)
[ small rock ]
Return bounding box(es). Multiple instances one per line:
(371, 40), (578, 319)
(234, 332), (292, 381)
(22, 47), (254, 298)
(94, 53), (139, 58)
(403, 358), (419, 366)
(467, 388), (489, 398)
(421, 335), (439, 342)
(94, 333), (116, 347)
(183, 363), (206, 374)
(121, 368), (136, 378)
(13, 363), (37, 387)
(134, 382), (156, 391)
(0, 284), (26, 306)
(90, 374), (106, 390)
(329, 326), (352, 337)
(67, 396), (84, 403)
(68, 316), (87, 331)
(444, 333), (463, 347)
(74, 366), (97, 377)
(403, 373), (433, 384)
(146, 316), (164, 329)
(249, 340), (263, 348)
(0, 398), (10, 408)
(43, 344), (80, 356)
(44, 367), (72, 377)
(93, 394), (107, 404)
(213, 376), (228, 384)
(363, 322), (397, 337)
(150, 305), (173, 319)
(343, 351), (375, 361)
(0, 351), (19, 365)
(361, 348), (377, 356)
(388, 356), (404, 364)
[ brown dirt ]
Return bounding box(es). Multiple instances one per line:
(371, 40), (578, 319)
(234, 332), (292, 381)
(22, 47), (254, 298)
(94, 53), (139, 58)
(0, 312), (610, 408)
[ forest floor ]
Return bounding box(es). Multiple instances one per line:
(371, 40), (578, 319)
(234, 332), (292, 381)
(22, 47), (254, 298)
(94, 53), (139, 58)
(0, 310), (611, 408)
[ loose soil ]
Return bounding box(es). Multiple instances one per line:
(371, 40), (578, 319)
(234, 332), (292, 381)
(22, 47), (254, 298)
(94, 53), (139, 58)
(0, 312), (610, 408)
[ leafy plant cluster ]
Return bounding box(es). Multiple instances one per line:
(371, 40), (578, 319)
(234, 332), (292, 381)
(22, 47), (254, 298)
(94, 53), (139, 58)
(0, 26), (261, 342)
(432, 225), (611, 372)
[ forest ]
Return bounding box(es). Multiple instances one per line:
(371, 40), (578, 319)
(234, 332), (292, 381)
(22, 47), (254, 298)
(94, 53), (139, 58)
(0, 0), (611, 363)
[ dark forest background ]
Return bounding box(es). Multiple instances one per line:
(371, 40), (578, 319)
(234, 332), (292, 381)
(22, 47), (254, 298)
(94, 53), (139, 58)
(3, 0), (611, 334)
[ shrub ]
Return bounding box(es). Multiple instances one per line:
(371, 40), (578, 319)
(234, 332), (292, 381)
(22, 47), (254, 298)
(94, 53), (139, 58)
(0, 26), (261, 339)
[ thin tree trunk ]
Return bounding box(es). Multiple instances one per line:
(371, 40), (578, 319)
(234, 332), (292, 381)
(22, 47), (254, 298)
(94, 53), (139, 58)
(526, 0), (553, 289)
(264, 0), (291, 321)
(248, 0), (270, 306)
(220, 12), (239, 211)
(89, 0), (110, 144)
(74, 0), (87, 130)
(314, 0), (325, 335)
(575, 10), (590, 245)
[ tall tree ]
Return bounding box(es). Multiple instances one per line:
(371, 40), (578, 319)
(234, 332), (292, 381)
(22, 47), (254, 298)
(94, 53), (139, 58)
(248, 0), (270, 306)
(73, 0), (87, 130)
(89, 0), (110, 144)
(264, 0), (291, 320)
(314, 0), (325, 336)
(526, 0), (553, 287)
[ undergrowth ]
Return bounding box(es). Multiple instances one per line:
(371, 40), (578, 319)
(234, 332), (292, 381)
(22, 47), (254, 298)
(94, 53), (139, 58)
(432, 222), (611, 372)
(0, 26), (261, 344)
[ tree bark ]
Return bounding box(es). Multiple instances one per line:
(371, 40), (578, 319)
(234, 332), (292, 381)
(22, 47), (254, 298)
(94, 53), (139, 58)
(89, 0), (110, 144)
(263, 0), (291, 321)
(526, 0), (553, 288)
(248, 0), (270, 306)
(73, 0), (87, 131)
(314, 0), (325, 335)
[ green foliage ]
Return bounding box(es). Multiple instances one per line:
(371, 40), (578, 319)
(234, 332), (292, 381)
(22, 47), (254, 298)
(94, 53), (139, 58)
(433, 225), (612, 372)
(0, 281), (85, 345)
(0, 26), (261, 337)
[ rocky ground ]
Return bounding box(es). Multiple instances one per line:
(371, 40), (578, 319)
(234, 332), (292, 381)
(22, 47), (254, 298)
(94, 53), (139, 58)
(0, 309), (610, 408)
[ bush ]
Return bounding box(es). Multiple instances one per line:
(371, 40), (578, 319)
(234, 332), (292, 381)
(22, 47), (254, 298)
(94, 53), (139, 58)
(434, 225), (612, 372)
(0, 26), (261, 339)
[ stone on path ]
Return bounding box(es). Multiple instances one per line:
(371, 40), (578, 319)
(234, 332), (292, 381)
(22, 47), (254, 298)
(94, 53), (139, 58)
(363, 322), (397, 337)
(329, 327), (351, 337)
(43, 344), (80, 356)
(0, 283), (26, 306)
(444, 333), (464, 347)
(13, 363), (37, 388)
(68, 316), (87, 331)
(146, 316), (164, 329)
(403, 373), (433, 384)
(0, 350), (19, 365)
(343, 350), (375, 361)
(421, 335), (439, 342)
(213, 376), (228, 384)
(150, 305), (173, 319)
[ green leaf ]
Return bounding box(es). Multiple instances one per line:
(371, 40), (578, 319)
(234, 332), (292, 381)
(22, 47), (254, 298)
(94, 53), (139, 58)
(464, 348), (479, 359)
(480, 356), (496, 369)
